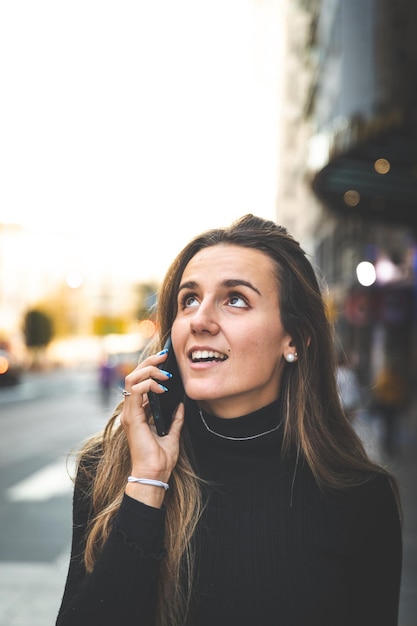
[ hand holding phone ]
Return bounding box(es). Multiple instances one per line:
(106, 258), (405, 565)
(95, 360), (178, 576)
(148, 336), (185, 436)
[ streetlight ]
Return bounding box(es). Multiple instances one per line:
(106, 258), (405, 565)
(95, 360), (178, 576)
(356, 261), (376, 287)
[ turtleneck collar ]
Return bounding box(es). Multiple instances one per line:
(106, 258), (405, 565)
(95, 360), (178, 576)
(184, 396), (284, 452)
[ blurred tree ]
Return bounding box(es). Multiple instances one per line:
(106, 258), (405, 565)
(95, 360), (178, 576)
(38, 283), (90, 337)
(23, 309), (54, 368)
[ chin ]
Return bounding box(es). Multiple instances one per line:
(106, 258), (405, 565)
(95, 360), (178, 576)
(184, 383), (221, 403)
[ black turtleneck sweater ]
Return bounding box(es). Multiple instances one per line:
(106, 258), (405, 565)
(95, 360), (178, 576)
(56, 400), (402, 626)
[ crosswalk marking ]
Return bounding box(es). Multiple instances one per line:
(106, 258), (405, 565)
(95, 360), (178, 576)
(5, 457), (76, 502)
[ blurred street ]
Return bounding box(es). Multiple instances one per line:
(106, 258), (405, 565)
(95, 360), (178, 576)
(0, 367), (119, 626)
(0, 367), (416, 626)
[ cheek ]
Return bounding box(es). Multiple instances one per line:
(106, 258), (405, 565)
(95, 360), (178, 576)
(244, 321), (284, 352)
(237, 337), (276, 372)
(171, 321), (185, 351)
(241, 327), (285, 370)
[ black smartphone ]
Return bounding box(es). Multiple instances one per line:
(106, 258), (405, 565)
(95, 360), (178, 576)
(148, 336), (185, 436)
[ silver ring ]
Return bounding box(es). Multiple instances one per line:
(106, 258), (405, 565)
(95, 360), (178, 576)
(122, 390), (131, 397)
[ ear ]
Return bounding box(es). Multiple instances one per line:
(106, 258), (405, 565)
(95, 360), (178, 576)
(291, 337), (311, 350)
(284, 336), (298, 363)
(284, 336), (310, 362)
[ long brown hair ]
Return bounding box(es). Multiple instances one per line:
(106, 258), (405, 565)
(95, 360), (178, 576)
(78, 214), (398, 625)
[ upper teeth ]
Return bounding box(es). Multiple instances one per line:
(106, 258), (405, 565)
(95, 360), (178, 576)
(191, 350), (227, 361)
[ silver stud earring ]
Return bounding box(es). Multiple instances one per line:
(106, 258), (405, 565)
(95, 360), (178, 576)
(285, 353), (295, 363)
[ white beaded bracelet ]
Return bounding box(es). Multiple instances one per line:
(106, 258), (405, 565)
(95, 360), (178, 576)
(127, 476), (169, 491)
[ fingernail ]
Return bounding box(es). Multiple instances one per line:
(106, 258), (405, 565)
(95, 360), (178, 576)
(159, 384), (169, 392)
(158, 348), (169, 355)
(159, 369), (172, 378)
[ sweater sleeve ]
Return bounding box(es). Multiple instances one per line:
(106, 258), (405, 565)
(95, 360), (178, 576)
(347, 474), (402, 626)
(55, 456), (166, 626)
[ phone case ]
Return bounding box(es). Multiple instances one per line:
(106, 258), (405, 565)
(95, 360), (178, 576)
(148, 336), (185, 436)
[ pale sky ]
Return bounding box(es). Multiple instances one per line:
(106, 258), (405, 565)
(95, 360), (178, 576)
(0, 0), (283, 283)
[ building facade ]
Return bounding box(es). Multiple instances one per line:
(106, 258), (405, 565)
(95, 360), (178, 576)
(278, 0), (417, 394)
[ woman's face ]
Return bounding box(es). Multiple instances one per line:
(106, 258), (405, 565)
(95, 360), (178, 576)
(171, 244), (294, 418)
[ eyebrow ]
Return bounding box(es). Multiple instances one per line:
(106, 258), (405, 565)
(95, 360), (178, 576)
(178, 279), (261, 296)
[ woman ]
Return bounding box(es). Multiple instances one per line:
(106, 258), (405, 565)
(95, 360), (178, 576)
(56, 214), (402, 626)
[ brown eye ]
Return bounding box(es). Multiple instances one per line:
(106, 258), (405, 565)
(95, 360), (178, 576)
(180, 293), (199, 309)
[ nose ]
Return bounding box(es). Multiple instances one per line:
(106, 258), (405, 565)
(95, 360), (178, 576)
(190, 300), (220, 335)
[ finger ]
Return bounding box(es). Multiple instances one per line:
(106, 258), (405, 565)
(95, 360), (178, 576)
(166, 402), (185, 438)
(124, 364), (172, 392)
(132, 349), (169, 373)
(121, 378), (168, 425)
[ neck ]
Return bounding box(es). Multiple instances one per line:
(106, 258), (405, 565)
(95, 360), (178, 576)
(198, 395), (280, 420)
(198, 408), (282, 441)
(184, 398), (283, 448)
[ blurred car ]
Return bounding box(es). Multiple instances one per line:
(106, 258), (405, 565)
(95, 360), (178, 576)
(0, 349), (23, 387)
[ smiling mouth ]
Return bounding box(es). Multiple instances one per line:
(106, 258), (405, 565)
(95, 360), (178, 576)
(190, 350), (228, 363)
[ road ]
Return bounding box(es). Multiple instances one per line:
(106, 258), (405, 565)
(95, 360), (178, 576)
(0, 367), (120, 626)
(0, 367), (416, 626)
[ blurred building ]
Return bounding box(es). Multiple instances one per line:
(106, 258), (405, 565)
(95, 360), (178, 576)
(276, 0), (323, 255)
(277, 0), (417, 392)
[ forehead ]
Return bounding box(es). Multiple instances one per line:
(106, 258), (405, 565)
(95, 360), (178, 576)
(181, 244), (277, 286)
